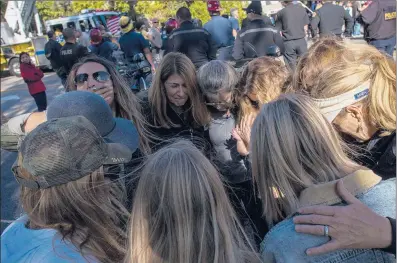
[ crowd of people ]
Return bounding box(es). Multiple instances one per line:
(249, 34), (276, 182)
(0, 0), (396, 262)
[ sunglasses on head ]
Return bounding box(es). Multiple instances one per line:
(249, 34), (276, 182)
(74, 71), (111, 85)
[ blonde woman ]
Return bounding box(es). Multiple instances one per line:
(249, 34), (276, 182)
(233, 56), (289, 156)
(66, 54), (152, 154)
(1, 116), (130, 263)
(125, 140), (261, 263)
(294, 38), (396, 180)
(142, 52), (211, 152)
(250, 94), (395, 263)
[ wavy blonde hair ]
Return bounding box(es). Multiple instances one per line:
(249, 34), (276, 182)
(149, 52), (210, 129)
(125, 140), (260, 263)
(66, 55), (152, 154)
(17, 153), (129, 263)
(235, 57), (289, 125)
(293, 38), (396, 134)
(251, 94), (359, 226)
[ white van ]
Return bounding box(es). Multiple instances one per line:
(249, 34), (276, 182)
(44, 10), (121, 37)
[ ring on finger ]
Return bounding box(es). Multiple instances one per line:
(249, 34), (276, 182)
(323, 225), (329, 237)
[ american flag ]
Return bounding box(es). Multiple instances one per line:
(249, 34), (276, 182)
(107, 16), (120, 35)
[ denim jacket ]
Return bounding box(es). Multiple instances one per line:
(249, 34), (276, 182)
(261, 169), (396, 263)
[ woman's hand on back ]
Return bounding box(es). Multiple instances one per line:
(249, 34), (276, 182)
(236, 112), (256, 146)
(293, 180), (393, 256)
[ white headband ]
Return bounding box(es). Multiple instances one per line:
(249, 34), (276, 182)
(313, 82), (370, 122)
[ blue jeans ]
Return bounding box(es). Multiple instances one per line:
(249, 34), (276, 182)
(369, 35), (396, 56)
(353, 22), (361, 35)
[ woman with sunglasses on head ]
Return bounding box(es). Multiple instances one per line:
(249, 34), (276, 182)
(250, 94), (395, 263)
(293, 39), (396, 180)
(141, 52), (211, 153)
(66, 54), (152, 154)
(233, 56), (290, 157)
(126, 140), (261, 263)
(1, 116), (130, 263)
(19, 52), (47, 112)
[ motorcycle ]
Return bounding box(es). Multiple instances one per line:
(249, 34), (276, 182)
(225, 45), (283, 72)
(114, 52), (153, 93)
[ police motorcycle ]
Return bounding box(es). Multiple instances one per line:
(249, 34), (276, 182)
(114, 51), (153, 93)
(223, 44), (282, 72)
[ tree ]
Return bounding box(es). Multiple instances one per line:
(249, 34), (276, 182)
(127, 0), (137, 21)
(35, 1), (247, 25)
(0, 0), (7, 22)
(107, 0), (115, 10)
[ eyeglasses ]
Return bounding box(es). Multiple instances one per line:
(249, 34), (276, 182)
(205, 101), (234, 111)
(246, 96), (260, 109)
(74, 71), (111, 85)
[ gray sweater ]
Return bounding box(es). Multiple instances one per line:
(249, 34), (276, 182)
(208, 112), (250, 184)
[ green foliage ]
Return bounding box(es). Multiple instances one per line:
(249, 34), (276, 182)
(35, 0), (247, 24)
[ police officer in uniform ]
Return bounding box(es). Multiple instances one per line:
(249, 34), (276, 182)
(310, 1), (354, 38)
(166, 7), (217, 69)
(233, 1), (285, 61)
(275, 1), (310, 70)
(60, 28), (89, 76)
(358, 0), (396, 56)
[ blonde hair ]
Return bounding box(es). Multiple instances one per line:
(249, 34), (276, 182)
(294, 38), (396, 134)
(149, 52), (210, 129)
(251, 94), (359, 226)
(17, 154), (129, 263)
(235, 57), (289, 125)
(66, 55), (152, 154)
(126, 140), (260, 263)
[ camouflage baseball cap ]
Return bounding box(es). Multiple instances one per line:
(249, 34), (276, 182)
(12, 116), (132, 189)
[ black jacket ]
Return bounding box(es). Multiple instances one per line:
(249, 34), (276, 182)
(60, 42), (89, 75)
(165, 20), (217, 69)
(310, 2), (354, 37)
(358, 0), (396, 41)
(140, 95), (212, 154)
(44, 39), (62, 70)
(232, 18), (285, 60)
(345, 131), (396, 180)
(275, 3), (310, 41)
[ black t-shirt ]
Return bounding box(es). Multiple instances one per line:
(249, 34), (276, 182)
(60, 42), (89, 75)
(44, 39), (63, 70)
(276, 4), (310, 41)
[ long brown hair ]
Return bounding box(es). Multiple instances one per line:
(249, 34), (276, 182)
(66, 55), (152, 154)
(235, 57), (289, 125)
(148, 52), (210, 129)
(125, 140), (260, 263)
(17, 154), (129, 263)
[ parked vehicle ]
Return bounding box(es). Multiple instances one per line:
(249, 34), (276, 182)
(1, 36), (51, 77)
(115, 52), (152, 93)
(45, 10), (122, 40)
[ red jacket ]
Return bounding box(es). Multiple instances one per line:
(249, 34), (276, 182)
(20, 63), (46, 95)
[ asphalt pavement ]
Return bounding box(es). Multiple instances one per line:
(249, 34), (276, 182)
(1, 72), (64, 232)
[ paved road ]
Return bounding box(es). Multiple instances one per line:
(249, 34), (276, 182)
(1, 73), (64, 232)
